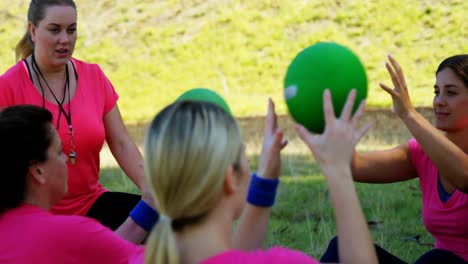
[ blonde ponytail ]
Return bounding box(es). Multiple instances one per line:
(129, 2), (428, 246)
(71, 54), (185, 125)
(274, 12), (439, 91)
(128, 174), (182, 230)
(145, 218), (179, 264)
(15, 31), (34, 61)
(144, 101), (242, 264)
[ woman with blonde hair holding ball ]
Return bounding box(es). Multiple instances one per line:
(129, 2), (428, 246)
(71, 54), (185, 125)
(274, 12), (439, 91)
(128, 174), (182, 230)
(132, 91), (378, 263)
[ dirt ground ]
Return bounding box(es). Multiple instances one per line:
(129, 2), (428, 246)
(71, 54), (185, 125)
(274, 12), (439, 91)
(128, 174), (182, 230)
(126, 107), (434, 146)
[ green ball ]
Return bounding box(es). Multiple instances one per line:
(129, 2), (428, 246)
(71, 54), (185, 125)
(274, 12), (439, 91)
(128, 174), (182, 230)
(176, 88), (232, 115)
(284, 42), (367, 133)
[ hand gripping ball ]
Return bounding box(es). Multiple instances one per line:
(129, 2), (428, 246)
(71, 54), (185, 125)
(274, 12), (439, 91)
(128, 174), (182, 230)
(284, 42), (367, 133)
(176, 88), (232, 115)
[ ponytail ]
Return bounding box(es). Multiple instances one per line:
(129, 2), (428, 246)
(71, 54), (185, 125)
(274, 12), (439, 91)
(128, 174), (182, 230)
(15, 31), (34, 61)
(15, 0), (78, 62)
(144, 101), (242, 264)
(145, 217), (179, 264)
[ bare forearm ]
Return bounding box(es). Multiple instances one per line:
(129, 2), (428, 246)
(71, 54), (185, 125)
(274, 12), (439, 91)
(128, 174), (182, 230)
(104, 106), (145, 189)
(402, 110), (468, 191)
(115, 217), (148, 244)
(351, 150), (416, 184)
(111, 143), (145, 190)
(351, 152), (392, 183)
(324, 166), (378, 264)
(232, 204), (271, 250)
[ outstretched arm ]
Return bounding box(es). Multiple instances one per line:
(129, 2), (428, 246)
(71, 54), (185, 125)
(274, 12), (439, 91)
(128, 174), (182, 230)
(296, 89), (377, 264)
(233, 98), (287, 250)
(380, 55), (468, 192)
(351, 143), (417, 184)
(105, 105), (159, 243)
(115, 218), (148, 244)
(104, 104), (145, 190)
(114, 189), (157, 244)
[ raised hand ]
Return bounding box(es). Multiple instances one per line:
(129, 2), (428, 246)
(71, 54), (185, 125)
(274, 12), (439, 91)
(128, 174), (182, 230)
(295, 89), (370, 173)
(379, 54), (416, 118)
(296, 89), (378, 264)
(257, 98), (288, 179)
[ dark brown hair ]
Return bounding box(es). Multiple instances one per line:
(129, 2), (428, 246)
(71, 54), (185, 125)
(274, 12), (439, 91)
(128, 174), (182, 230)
(0, 105), (53, 214)
(436, 54), (468, 88)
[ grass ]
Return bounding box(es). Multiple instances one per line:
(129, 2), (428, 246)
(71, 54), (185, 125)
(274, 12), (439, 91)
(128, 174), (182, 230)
(1, 1), (467, 123)
(101, 165), (431, 263)
(99, 111), (435, 263)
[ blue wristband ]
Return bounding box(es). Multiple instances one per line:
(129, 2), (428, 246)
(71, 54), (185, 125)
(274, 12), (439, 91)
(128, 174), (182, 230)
(129, 200), (159, 232)
(247, 173), (279, 207)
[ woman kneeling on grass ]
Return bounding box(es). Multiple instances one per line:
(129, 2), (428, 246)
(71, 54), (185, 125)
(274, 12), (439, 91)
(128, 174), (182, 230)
(132, 91), (378, 263)
(321, 55), (468, 264)
(0, 105), (152, 264)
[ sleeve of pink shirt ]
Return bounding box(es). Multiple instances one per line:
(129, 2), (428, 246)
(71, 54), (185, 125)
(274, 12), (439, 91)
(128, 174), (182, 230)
(408, 138), (431, 189)
(0, 64), (19, 108)
(93, 63), (119, 115)
(408, 138), (423, 168)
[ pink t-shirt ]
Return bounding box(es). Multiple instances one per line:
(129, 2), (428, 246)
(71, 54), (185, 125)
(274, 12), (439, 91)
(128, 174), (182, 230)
(409, 138), (468, 261)
(0, 58), (118, 216)
(128, 246), (318, 264)
(201, 247), (319, 264)
(0, 204), (143, 264)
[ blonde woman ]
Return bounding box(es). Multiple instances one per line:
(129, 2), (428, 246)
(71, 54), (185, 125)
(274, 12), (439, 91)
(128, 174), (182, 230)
(135, 92), (377, 263)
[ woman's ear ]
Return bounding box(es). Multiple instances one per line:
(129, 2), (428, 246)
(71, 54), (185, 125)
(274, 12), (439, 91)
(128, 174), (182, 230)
(28, 165), (46, 185)
(223, 165), (237, 196)
(28, 22), (37, 43)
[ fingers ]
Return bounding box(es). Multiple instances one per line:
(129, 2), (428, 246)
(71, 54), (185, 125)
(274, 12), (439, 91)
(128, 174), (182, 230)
(388, 54), (407, 88)
(354, 121), (372, 145)
(264, 98), (274, 136)
(349, 100), (370, 146)
(351, 99), (366, 128)
(278, 129), (288, 150)
(379, 82), (398, 97)
(280, 138), (288, 149)
(322, 89), (335, 130)
(269, 98), (278, 130)
(295, 124), (314, 144)
(340, 89), (356, 121)
(385, 62), (400, 90)
(273, 130), (286, 151)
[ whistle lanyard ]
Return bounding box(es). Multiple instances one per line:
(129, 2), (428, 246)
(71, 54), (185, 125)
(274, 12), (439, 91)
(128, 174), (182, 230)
(31, 53), (78, 164)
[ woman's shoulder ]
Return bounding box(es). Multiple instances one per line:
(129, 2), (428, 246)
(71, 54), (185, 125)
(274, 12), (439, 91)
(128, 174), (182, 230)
(71, 57), (106, 76)
(0, 60), (26, 80)
(201, 246), (319, 264)
(1, 204), (104, 240)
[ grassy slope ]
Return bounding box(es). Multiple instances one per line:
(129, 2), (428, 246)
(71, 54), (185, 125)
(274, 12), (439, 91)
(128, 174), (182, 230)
(1, 0), (467, 123)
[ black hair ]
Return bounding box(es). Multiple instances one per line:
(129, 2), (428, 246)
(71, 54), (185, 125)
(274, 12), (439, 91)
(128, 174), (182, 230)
(0, 105), (53, 214)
